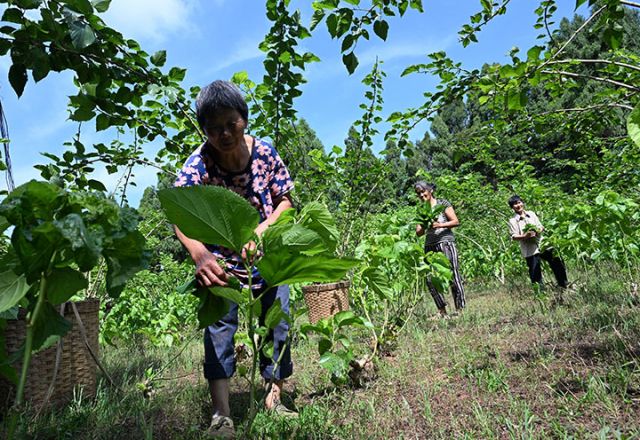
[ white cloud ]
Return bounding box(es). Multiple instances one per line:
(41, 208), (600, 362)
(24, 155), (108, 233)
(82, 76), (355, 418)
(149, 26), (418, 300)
(304, 36), (456, 82)
(358, 35), (456, 67)
(205, 39), (264, 74)
(102, 0), (201, 43)
(6, 163), (41, 189)
(24, 115), (70, 145)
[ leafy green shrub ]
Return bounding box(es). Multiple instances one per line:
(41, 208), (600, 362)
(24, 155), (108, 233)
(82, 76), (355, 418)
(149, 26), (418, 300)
(0, 180), (148, 427)
(101, 254), (197, 347)
(349, 205), (452, 353)
(158, 185), (358, 427)
(137, 180), (188, 268)
(300, 311), (372, 386)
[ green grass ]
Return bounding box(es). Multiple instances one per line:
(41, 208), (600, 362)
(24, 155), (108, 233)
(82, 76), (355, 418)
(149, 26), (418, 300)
(4, 270), (640, 439)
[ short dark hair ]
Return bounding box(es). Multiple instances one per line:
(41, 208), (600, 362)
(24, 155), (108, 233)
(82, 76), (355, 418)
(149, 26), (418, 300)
(414, 181), (436, 192)
(508, 195), (523, 207)
(196, 80), (249, 129)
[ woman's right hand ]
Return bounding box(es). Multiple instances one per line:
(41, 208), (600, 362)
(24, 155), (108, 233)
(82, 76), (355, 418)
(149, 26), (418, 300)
(194, 251), (228, 287)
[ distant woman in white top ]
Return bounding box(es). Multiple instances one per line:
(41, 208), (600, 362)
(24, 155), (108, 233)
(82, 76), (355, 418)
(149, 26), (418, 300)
(415, 181), (465, 318)
(507, 195), (568, 288)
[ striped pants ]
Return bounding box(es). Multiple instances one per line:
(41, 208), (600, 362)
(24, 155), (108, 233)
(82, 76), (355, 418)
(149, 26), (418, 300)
(425, 241), (465, 311)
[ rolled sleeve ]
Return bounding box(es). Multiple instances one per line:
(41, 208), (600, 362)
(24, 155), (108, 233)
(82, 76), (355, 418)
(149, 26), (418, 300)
(508, 219), (518, 238)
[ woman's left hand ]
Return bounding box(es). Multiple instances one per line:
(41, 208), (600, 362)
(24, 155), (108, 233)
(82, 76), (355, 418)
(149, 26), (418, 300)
(255, 222), (268, 237)
(241, 240), (260, 263)
(432, 222), (445, 229)
(241, 222), (269, 263)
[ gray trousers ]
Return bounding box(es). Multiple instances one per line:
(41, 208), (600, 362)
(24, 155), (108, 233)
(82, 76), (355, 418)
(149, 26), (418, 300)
(425, 241), (466, 310)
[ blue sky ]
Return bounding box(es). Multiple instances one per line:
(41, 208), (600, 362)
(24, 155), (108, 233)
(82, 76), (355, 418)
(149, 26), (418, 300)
(0, 0), (585, 207)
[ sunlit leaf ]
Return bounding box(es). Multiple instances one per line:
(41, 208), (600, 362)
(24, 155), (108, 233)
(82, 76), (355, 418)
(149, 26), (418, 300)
(92, 0), (112, 12)
(261, 340), (274, 358)
(300, 321), (331, 338)
(297, 202), (340, 252)
(602, 27), (622, 50)
(151, 50), (167, 67)
(507, 89), (526, 111)
(209, 285), (248, 305)
(526, 45), (543, 61)
(361, 267), (393, 300)
(319, 351), (347, 376)
(263, 223), (327, 258)
(0, 270), (29, 312)
(627, 105), (640, 148)
(159, 186), (259, 254)
(68, 20), (96, 49)
(257, 253), (359, 287)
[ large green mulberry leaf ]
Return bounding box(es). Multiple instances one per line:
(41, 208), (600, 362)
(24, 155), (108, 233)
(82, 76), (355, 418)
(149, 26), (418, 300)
(158, 186), (260, 254)
(0, 270), (29, 313)
(263, 223), (327, 257)
(297, 202), (340, 252)
(257, 252), (359, 287)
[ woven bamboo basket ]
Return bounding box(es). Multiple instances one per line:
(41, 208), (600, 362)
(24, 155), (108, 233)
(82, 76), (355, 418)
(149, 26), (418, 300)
(302, 281), (350, 324)
(0, 299), (100, 412)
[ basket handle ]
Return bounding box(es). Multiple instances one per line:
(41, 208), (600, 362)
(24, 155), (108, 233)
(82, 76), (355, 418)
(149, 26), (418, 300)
(70, 302), (122, 392)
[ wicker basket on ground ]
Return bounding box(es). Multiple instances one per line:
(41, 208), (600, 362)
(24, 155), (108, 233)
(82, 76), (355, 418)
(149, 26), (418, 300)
(302, 281), (350, 324)
(0, 299), (100, 413)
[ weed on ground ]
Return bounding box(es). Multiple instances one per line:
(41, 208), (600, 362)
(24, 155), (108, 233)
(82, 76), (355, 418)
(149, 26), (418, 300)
(6, 274), (640, 439)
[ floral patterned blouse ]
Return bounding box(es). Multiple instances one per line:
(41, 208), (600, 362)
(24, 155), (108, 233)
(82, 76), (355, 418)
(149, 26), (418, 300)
(174, 137), (294, 289)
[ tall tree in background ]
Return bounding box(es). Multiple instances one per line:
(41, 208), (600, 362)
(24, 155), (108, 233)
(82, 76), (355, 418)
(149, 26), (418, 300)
(138, 174), (187, 267)
(381, 139), (410, 206)
(281, 117), (329, 205)
(342, 125), (387, 213)
(283, 118), (324, 174)
(520, 8), (640, 188)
